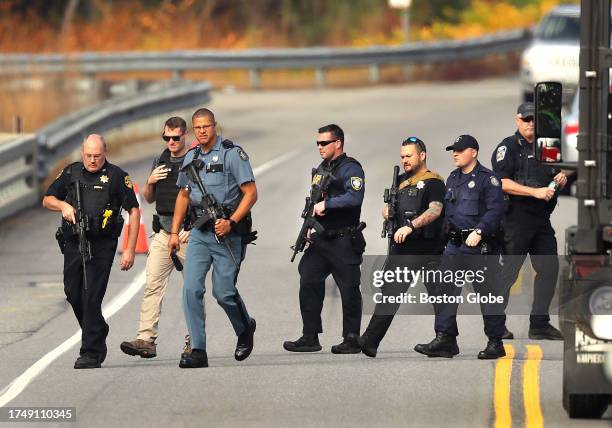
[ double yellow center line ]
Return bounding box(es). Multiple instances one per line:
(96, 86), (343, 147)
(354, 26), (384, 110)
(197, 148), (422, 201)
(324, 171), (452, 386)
(494, 344), (544, 428)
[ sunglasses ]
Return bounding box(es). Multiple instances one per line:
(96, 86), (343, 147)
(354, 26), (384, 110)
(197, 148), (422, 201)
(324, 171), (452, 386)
(162, 135), (182, 142)
(519, 116), (534, 123)
(316, 139), (338, 147)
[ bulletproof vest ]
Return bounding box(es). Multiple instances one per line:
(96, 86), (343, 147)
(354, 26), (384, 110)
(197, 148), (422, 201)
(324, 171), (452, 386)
(396, 173), (443, 240)
(64, 163), (122, 236)
(154, 149), (181, 215)
(511, 135), (559, 213)
(314, 156), (362, 230)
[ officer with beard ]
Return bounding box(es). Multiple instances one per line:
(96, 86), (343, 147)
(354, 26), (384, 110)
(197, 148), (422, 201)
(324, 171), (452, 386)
(359, 137), (445, 357)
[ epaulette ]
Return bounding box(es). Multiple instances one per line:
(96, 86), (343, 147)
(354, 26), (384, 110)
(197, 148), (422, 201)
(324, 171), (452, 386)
(222, 139), (235, 149)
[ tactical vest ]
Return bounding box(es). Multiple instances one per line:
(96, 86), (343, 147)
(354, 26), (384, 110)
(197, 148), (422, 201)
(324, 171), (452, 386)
(63, 162), (122, 237)
(511, 135), (558, 213)
(395, 172), (443, 240)
(154, 149), (182, 215)
(314, 156), (362, 230)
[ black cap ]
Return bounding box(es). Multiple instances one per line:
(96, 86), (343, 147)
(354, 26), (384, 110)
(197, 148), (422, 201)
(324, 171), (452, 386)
(445, 134), (479, 151)
(517, 102), (535, 118)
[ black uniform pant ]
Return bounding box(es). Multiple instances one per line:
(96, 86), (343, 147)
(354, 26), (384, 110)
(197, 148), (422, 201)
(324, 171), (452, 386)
(63, 237), (117, 359)
(500, 210), (559, 328)
(363, 245), (441, 348)
(298, 234), (362, 337)
(433, 243), (506, 340)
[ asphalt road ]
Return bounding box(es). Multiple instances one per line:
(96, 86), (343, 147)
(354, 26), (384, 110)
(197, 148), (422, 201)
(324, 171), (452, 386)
(0, 78), (609, 427)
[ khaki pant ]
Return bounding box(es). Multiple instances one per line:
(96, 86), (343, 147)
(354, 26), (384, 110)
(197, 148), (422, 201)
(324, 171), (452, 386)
(137, 230), (187, 342)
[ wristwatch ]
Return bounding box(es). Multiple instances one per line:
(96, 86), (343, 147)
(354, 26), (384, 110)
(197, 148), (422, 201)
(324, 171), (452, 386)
(229, 219), (237, 228)
(474, 228), (482, 236)
(405, 219), (414, 230)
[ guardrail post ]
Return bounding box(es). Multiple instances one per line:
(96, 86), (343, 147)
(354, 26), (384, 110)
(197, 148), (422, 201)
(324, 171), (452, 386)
(249, 69), (261, 89)
(172, 70), (184, 81)
(315, 67), (326, 88)
(369, 64), (380, 84)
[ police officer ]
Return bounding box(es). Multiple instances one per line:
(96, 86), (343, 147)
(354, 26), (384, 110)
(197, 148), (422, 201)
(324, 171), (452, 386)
(43, 134), (140, 369)
(414, 135), (507, 359)
(284, 124), (366, 354)
(492, 102), (567, 340)
(358, 137), (445, 358)
(169, 108), (257, 368)
(121, 117), (192, 359)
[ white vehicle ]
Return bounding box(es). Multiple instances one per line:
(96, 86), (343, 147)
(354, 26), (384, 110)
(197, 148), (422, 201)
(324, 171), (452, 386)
(520, 5), (580, 103)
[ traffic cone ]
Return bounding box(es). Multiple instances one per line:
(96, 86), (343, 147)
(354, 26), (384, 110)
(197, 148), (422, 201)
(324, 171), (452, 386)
(121, 182), (149, 254)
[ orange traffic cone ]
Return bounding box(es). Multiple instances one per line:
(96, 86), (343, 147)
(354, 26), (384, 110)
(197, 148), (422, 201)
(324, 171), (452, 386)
(121, 182), (149, 254)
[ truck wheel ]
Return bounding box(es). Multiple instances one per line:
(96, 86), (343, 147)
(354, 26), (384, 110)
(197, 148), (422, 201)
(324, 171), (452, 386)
(564, 389), (609, 419)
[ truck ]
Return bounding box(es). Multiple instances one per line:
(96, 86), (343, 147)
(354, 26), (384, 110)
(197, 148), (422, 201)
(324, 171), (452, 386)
(533, 0), (612, 419)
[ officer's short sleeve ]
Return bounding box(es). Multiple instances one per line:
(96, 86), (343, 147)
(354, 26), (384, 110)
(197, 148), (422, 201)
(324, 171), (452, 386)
(226, 147), (255, 186)
(491, 142), (515, 179)
(45, 166), (70, 200)
(176, 150), (195, 189)
(116, 169), (139, 211)
(325, 162), (365, 209)
(424, 179), (445, 205)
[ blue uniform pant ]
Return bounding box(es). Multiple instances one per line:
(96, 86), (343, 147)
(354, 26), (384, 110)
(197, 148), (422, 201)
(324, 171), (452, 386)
(433, 243), (506, 340)
(182, 228), (250, 350)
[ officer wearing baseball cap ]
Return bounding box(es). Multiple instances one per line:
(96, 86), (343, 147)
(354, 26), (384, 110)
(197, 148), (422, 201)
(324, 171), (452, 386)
(491, 102), (568, 341)
(414, 134), (507, 360)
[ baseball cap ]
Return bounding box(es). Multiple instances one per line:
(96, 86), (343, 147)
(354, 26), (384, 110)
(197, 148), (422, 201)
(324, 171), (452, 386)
(445, 134), (479, 151)
(517, 102), (535, 118)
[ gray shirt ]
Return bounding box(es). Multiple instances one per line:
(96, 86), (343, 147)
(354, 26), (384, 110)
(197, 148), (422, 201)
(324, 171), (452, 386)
(177, 136), (255, 210)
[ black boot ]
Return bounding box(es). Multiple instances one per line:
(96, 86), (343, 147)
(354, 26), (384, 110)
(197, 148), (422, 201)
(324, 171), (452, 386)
(358, 334), (378, 358)
(331, 333), (361, 354)
(179, 349), (208, 368)
(478, 340), (506, 359)
(74, 354), (102, 369)
(502, 327), (514, 340)
(235, 318), (256, 361)
(414, 332), (459, 358)
(528, 323), (563, 340)
(283, 334), (322, 352)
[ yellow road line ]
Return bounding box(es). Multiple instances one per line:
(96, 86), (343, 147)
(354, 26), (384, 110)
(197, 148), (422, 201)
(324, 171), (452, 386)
(523, 345), (544, 428)
(494, 344), (515, 428)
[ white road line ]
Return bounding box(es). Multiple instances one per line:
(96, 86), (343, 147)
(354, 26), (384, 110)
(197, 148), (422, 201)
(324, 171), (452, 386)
(0, 147), (306, 407)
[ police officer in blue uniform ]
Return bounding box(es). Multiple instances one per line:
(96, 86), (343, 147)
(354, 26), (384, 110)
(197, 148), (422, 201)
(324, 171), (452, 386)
(492, 102), (567, 340)
(414, 135), (507, 359)
(43, 134), (140, 369)
(359, 137), (445, 358)
(284, 124), (366, 354)
(169, 108), (258, 368)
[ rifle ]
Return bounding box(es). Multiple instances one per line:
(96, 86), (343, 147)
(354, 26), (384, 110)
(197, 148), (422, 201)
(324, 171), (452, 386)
(74, 179), (93, 290)
(181, 159), (239, 269)
(381, 166), (400, 252)
(290, 168), (335, 262)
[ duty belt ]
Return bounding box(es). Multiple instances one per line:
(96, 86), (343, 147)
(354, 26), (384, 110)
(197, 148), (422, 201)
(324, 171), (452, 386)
(320, 225), (359, 240)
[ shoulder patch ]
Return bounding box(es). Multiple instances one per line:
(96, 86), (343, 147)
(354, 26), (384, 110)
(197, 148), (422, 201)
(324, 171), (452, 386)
(350, 176), (363, 191)
(496, 146), (507, 162)
(237, 147), (249, 161)
(490, 176), (500, 187)
(124, 175), (133, 189)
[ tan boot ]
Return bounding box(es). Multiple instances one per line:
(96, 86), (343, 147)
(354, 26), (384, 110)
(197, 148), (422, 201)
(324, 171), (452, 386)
(181, 334), (192, 358)
(120, 339), (157, 358)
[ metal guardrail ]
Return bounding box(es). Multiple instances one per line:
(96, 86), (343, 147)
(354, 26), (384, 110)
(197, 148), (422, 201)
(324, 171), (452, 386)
(0, 29), (531, 87)
(0, 134), (38, 221)
(0, 81), (212, 222)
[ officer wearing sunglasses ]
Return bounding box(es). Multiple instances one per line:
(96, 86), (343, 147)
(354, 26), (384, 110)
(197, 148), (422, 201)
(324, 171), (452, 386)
(120, 116), (192, 360)
(491, 102), (567, 341)
(284, 124), (366, 354)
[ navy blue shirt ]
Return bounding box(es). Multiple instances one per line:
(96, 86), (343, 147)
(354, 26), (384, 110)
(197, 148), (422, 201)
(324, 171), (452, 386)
(443, 161), (504, 237)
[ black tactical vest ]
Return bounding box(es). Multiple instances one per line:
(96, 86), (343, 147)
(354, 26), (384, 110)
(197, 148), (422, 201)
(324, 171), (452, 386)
(314, 155), (362, 230)
(154, 149), (182, 215)
(395, 175), (442, 240)
(64, 162), (122, 237)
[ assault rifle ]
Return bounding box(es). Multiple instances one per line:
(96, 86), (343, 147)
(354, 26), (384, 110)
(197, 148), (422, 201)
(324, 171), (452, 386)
(381, 166), (400, 251)
(74, 179), (93, 290)
(181, 159), (239, 268)
(290, 168), (335, 262)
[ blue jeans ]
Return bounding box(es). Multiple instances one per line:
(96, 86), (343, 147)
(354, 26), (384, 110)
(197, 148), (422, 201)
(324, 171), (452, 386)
(182, 228), (250, 350)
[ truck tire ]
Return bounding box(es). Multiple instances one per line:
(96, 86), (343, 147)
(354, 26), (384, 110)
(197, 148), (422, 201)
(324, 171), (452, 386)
(563, 390), (609, 419)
